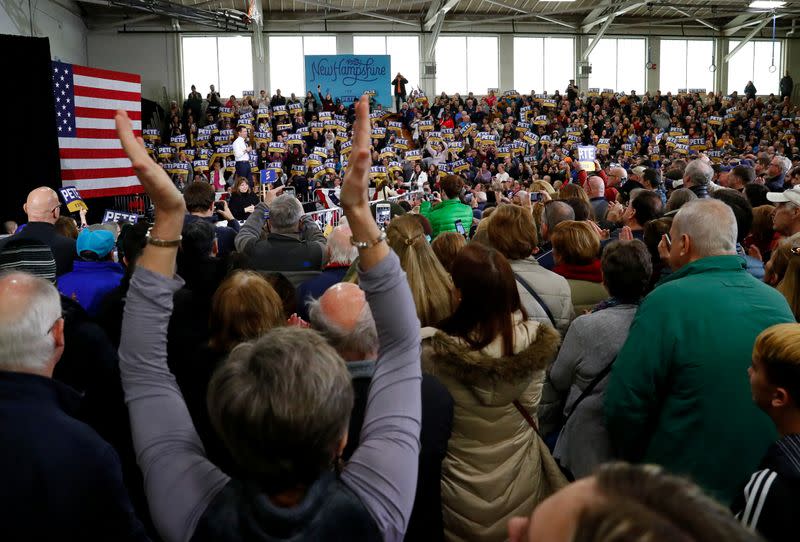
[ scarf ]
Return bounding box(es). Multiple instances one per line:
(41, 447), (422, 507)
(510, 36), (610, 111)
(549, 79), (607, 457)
(553, 259), (603, 283)
(591, 296), (642, 313)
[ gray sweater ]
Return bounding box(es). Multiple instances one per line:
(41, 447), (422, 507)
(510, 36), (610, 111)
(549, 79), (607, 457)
(549, 304), (638, 479)
(118, 251), (422, 542)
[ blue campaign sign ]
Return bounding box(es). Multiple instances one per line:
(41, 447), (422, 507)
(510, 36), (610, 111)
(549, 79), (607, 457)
(260, 169), (277, 184)
(305, 55), (391, 108)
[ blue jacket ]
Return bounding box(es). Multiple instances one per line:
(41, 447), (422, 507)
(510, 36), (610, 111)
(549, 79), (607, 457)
(58, 260), (125, 318)
(296, 266), (349, 321)
(0, 371), (147, 541)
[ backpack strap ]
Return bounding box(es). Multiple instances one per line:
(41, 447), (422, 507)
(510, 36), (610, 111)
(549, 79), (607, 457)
(514, 272), (557, 328)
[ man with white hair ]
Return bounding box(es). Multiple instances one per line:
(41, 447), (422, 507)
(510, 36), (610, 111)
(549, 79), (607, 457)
(0, 271), (147, 540)
(296, 223), (358, 320)
(678, 159), (714, 199)
(605, 199), (796, 506)
(765, 155), (792, 192)
(0, 187), (76, 276)
(767, 185), (800, 237)
(308, 282), (453, 542)
(235, 189), (327, 286)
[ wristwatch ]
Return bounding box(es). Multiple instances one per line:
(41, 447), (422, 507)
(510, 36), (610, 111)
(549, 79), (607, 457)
(146, 228), (182, 247)
(350, 231), (387, 249)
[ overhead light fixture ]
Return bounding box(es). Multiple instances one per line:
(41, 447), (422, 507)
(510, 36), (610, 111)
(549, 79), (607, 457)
(749, 1), (786, 8)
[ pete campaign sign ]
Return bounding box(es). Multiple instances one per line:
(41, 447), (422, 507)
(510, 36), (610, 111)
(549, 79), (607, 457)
(58, 186), (88, 213)
(305, 55), (391, 108)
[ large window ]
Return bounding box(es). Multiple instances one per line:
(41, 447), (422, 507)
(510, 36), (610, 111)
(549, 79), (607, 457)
(513, 37), (575, 94)
(182, 35), (253, 99)
(354, 35), (420, 91)
(659, 39), (715, 93)
(727, 40), (783, 95)
(268, 35), (336, 96)
(588, 38), (646, 93)
(435, 36), (499, 95)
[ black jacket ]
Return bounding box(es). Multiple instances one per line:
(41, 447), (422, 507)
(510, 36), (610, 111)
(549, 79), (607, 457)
(228, 191), (260, 221)
(733, 434), (800, 541)
(345, 364), (454, 542)
(0, 371), (148, 541)
(392, 76), (409, 97)
(0, 221), (76, 276)
(780, 75), (793, 96)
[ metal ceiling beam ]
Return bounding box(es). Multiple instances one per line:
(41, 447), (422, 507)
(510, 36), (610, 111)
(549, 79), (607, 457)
(666, 6), (718, 31)
(480, 0), (575, 29)
(582, 1), (646, 33)
(724, 13), (784, 37)
(289, 0), (419, 26)
(582, 12), (615, 61)
(322, 0), (429, 20)
(424, 0), (461, 31)
(724, 17), (771, 62)
(724, 13), (756, 29)
(446, 5), (600, 29)
(79, 0), (251, 30)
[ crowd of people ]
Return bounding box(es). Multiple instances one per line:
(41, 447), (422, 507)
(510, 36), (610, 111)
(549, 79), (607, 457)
(0, 73), (799, 542)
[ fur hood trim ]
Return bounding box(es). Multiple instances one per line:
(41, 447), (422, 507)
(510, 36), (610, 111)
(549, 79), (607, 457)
(423, 322), (561, 386)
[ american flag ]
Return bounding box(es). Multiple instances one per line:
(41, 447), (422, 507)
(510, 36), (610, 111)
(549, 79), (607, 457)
(315, 188), (341, 209)
(52, 61), (143, 197)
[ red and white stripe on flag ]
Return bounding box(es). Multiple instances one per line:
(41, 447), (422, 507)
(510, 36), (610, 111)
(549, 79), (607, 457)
(52, 61), (143, 198)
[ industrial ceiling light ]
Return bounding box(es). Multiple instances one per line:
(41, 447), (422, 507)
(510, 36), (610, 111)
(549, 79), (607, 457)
(748, 1), (786, 8)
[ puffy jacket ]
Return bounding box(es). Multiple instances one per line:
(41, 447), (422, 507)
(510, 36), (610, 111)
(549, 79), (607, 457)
(421, 315), (567, 542)
(420, 199), (474, 239)
(510, 257), (574, 334)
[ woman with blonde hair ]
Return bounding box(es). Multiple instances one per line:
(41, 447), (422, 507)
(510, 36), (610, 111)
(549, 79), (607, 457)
(422, 243), (565, 542)
(387, 214), (455, 326)
(551, 220), (607, 314)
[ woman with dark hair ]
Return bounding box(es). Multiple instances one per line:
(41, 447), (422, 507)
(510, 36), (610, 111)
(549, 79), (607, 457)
(421, 243), (565, 542)
(227, 178), (260, 220)
(549, 240), (653, 479)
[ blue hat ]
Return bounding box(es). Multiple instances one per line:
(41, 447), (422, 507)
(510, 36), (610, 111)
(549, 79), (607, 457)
(739, 159), (755, 168)
(77, 228), (115, 258)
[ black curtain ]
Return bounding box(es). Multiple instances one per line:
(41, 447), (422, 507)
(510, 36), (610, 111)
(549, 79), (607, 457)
(0, 34), (62, 225)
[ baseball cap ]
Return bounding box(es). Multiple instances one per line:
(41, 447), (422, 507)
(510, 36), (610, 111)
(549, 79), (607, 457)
(767, 185), (800, 206)
(631, 166), (647, 176)
(77, 228), (115, 259)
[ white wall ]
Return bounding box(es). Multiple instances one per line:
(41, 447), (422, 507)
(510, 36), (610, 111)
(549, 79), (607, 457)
(0, 0), (87, 64)
(87, 31), (180, 103)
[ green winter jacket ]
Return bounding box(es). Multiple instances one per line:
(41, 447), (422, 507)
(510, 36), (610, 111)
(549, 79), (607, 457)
(420, 199), (474, 239)
(604, 255), (795, 505)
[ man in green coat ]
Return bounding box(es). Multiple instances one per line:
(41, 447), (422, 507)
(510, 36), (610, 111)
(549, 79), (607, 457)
(605, 199), (796, 506)
(419, 174), (474, 239)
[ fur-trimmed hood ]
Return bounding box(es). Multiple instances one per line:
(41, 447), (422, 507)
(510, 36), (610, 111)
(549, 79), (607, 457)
(421, 316), (561, 407)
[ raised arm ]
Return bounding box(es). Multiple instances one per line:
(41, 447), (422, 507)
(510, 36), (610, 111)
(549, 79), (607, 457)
(337, 95), (422, 542)
(115, 110), (230, 542)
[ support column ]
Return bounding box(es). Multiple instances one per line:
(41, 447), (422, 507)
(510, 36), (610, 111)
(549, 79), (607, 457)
(646, 37), (660, 93)
(252, 32), (268, 95)
(337, 33), (353, 54)
(419, 33), (437, 97)
(576, 36), (589, 92)
(499, 34), (514, 91)
(715, 37), (728, 94)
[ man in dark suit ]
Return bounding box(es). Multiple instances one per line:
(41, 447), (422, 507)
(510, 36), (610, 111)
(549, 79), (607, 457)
(309, 282), (454, 542)
(0, 187), (76, 276)
(391, 72), (409, 113)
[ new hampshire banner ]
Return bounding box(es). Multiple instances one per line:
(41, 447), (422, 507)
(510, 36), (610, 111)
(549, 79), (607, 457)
(305, 55), (391, 108)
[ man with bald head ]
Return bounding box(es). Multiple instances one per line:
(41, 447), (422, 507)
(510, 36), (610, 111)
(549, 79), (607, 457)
(0, 187), (76, 275)
(586, 175), (608, 222)
(308, 282), (454, 541)
(0, 271), (147, 540)
(296, 223), (358, 320)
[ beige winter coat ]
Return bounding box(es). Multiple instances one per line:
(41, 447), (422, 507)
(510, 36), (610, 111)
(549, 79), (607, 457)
(421, 314), (567, 542)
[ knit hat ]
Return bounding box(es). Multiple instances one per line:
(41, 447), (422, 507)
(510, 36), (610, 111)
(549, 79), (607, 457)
(0, 238), (57, 283)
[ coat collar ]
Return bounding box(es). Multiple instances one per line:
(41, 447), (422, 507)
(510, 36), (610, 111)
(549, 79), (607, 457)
(659, 255), (747, 286)
(0, 370), (82, 417)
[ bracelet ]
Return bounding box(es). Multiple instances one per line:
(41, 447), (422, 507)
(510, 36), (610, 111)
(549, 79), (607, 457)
(350, 230), (387, 249)
(146, 228), (182, 247)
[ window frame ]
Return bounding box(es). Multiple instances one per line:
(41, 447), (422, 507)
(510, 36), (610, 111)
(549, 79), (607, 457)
(181, 35), (254, 99)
